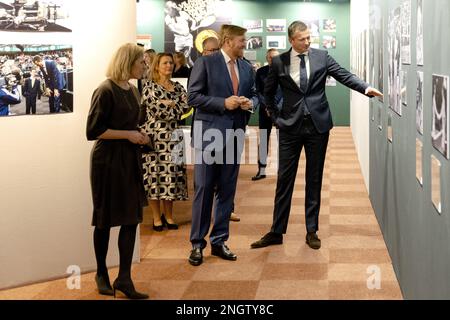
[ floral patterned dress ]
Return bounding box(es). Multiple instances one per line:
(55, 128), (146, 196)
(140, 80), (191, 201)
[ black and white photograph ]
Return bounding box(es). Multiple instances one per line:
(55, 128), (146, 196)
(431, 155), (441, 214)
(416, 71), (424, 134)
(266, 35), (286, 49)
(266, 19), (285, 32)
(416, 0), (424, 66)
(377, 19), (384, 102)
(387, 113), (393, 143)
(164, 0), (232, 67)
(431, 74), (449, 159)
(0, 0), (71, 32)
(416, 139), (423, 186)
(388, 7), (402, 116)
(322, 35), (336, 49)
(400, 0), (411, 65)
(400, 70), (407, 106)
(246, 36), (263, 50)
(0, 44), (73, 117)
(243, 19), (263, 33)
(323, 19), (336, 32)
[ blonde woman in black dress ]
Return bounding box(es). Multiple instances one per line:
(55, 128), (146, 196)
(86, 43), (149, 299)
(141, 53), (191, 231)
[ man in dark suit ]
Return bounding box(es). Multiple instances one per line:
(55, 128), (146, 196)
(23, 69), (42, 115)
(32, 55), (65, 113)
(252, 48), (283, 181)
(251, 21), (382, 250)
(187, 24), (257, 266)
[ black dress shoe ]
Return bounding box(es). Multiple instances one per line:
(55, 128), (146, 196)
(211, 244), (237, 261)
(153, 223), (164, 232)
(306, 232), (321, 250)
(251, 173), (266, 181)
(161, 214), (178, 230)
(188, 248), (203, 266)
(113, 279), (149, 299)
(251, 232), (283, 248)
(95, 273), (114, 296)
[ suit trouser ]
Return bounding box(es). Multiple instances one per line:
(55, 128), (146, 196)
(257, 107), (273, 169)
(271, 116), (329, 234)
(26, 98), (37, 114)
(190, 138), (241, 249)
(49, 93), (61, 113)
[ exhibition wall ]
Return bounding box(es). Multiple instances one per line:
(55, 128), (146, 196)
(0, 0), (139, 289)
(137, 0), (354, 126)
(369, 0), (450, 299)
(350, 0), (371, 189)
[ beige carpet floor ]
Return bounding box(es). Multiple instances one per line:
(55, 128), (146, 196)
(0, 127), (402, 300)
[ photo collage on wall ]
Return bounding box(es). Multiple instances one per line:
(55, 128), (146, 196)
(0, 0), (73, 117)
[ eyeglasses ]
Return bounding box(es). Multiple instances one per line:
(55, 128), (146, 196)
(204, 48), (219, 53)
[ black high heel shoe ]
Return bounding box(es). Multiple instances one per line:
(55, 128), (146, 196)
(95, 273), (114, 296)
(161, 214), (178, 230)
(113, 279), (149, 300)
(152, 223), (164, 232)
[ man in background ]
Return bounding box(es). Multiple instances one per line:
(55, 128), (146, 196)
(252, 48), (282, 181)
(32, 55), (65, 113)
(23, 68), (42, 115)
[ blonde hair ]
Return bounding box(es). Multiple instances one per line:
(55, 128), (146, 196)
(173, 51), (187, 67)
(151, 52), (174, 83)
(218, 24), (247, 48)
(106, 43), (144, 81)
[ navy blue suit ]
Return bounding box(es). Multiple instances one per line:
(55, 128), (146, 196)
(23, 77), (42, 114)
(188, 51), (257, 249)
(40, 60), (65, 113)
(265, 48), (370, 234)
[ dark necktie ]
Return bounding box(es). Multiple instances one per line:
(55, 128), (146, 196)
(299, 54), (310, 115)
(299, 54), (308, 92)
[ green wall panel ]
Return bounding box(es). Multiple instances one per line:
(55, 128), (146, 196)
(137, 0), (351, 126)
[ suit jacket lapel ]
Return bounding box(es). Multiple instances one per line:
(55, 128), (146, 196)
(281, 49), (302, 94)
(218, 52), (234, 95)
(237, 59), (246, 95)
(306, 48), (315, 93)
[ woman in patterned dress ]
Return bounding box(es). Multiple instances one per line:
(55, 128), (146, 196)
(141, 53), (191, 231)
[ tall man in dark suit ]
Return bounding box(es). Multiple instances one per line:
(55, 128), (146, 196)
(188, 24), (257, 266)
(251, 21), (382, 250)
(23, 69), (42, 115)
(252, 48), (283, 181)
(32, 55), (65, 113)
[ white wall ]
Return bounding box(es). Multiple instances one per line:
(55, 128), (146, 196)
(350, 0), (371, 191)
(0, 0), (138, 289)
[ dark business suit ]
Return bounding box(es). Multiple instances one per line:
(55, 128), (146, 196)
(40, 60), (65, 113)
(265, 48), (370, 234)
(255, 65), (282, 169)
(23, 77), (42, 114)
(188, 51), (257, 249)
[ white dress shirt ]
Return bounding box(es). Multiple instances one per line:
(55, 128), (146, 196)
(221, 49), (240, 83)
(290, 48), (310, 88)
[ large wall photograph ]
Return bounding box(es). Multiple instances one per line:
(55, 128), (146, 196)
(0, 0), (72, 117)
(164, 0), (232, 67)
(0, 44), (72, 116)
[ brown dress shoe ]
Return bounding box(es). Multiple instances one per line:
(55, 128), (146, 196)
(306, 232), (321, 250)
(229, 212), (240, 222)
(251, 232), (283, 248)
